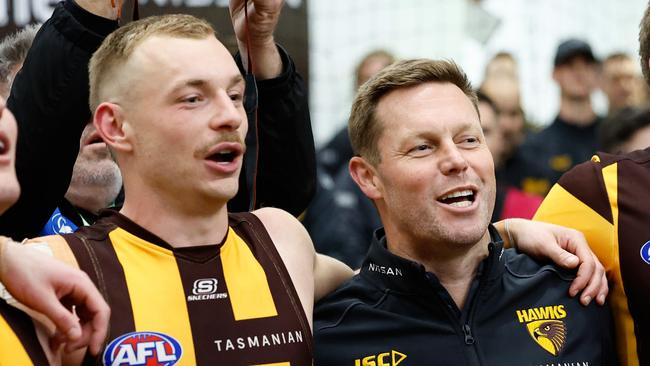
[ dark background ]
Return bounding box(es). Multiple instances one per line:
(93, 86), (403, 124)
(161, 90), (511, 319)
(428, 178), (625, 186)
(0, 0), (309, 84)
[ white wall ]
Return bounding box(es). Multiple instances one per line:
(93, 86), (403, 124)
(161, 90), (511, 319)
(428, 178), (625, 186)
(309, 0), (648, 146)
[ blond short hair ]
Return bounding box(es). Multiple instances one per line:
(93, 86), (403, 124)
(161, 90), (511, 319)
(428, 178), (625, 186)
(349, 59), (478, 165)
(89, 14), (214, 112)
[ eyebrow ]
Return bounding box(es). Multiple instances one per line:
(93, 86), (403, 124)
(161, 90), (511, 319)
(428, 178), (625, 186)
(170, 74), (245, 94)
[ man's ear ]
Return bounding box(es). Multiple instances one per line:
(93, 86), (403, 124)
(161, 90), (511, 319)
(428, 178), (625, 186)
(349, 156), (382, 200)
(94, 102), (133, 153)
(552, 68), (560, 83)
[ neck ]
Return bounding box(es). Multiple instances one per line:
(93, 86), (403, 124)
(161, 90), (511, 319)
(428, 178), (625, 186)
(558, 95), (596, 126)
(386, 230), (491, 309)
(120, 185), (229, 248)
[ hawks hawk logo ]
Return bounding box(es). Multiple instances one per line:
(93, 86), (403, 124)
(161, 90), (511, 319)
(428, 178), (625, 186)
(516, 304), (567, 356)
(526, 320), (567, 356)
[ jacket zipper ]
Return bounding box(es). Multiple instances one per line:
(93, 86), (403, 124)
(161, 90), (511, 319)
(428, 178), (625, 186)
(461, 242), (496, 364)
(463, 324), (475, 345)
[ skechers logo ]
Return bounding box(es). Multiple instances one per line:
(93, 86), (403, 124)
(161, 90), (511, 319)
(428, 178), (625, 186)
(516, 305), (567, 356)
(640, 241), (650, 265)
(187, 278), (227, 302)
(103, 331), (182, 366)
(354, 350), (407, 366)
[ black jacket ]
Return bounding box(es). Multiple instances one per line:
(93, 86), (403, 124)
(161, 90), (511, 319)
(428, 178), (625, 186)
(314, 227), (617, 366)
(0, 0), (315, 240)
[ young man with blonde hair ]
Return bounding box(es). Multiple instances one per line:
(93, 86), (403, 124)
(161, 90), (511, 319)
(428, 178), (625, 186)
(314, 59), (615, 365)
(22, 8), (353, 366)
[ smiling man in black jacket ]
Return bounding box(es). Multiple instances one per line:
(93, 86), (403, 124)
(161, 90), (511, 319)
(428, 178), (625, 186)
(314, 59), (616, 366)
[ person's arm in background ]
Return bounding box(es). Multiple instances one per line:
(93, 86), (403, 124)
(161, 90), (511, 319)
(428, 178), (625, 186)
(228, 0), (316, 216)
(0, 0), (118, 240)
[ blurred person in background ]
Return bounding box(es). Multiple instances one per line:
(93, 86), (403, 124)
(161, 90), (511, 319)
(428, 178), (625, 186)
(601, 52), (641, 115)
(598, 106), (650, 153)
(317, 49), (396, 180)
(0, 25), (122, 235)
(480, 52), (532, 191)
(481, 76), (527, 158)
(304, 50), (395, 267)
(477, 91), (542, 222)
(509, 39), (601, 197)
(0, 24), (40, 99)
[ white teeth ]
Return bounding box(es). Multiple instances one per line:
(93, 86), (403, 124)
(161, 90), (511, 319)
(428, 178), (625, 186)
(449, 200), (472, 208)
(0, 140), (5, 154)
(218, 150), (232, 155)
(440, 189), (473, 201)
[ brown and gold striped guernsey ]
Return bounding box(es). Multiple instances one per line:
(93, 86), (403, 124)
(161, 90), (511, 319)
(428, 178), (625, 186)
(46, 210), (311, 366)
(534, 147), (650, 366)
(0, 301), (48, 366)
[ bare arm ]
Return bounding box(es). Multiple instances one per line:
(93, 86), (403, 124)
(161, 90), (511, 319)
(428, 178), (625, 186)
(314, 253), (354, 302)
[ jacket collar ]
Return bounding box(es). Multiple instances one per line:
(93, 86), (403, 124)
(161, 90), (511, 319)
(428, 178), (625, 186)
(360, 225), (505, 294)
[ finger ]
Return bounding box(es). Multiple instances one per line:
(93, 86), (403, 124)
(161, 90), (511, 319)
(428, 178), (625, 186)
(596, 271), (609, 305)
(540, 240), (580, 269)
(49, 330), (66, 354)
(577, 255), (606, 306)
(62, 276), (110, 355)
(31, 291), (82, 342)
(567, 251), (595, 298)
(559, 230), (592, 265)
(84, 300), (110, 355)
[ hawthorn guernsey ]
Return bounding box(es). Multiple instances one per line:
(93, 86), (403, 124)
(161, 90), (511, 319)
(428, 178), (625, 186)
(103, 332), (182, 366)
(213, 330), (305, 352)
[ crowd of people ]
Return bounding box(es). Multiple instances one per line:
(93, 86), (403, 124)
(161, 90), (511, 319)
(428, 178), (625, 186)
(0, 0), (648, 365)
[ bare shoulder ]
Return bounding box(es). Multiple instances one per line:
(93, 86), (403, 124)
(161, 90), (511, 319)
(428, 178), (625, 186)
(251, 207), (314, 257)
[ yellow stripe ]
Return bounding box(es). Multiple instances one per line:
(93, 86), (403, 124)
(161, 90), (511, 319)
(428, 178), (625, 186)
(252, 363), (290, 366)
(109, 228), (195, 366)
(221, 228), (278, 321)
(534, 184), (614, 265)
(602, 164), (639, 366)
(0, 314), (34, 366)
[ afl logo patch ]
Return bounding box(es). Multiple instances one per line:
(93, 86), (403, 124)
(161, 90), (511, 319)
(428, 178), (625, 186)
(103, 331), (182, 366)
(641, 241), (650, 265)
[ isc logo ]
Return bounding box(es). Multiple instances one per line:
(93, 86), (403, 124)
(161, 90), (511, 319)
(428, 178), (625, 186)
(103, 331), (183, 366)
(193, 278), (218, 295)
(354, 350), (407, 366)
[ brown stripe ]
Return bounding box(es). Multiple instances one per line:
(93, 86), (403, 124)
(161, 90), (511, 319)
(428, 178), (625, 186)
(175, 244), (232, 364)
(0, 301), (48, 365)
(230, 213), (313, 361)
(615, 156), (650, 364)
(557, 158), (613, 223)
(64, 222), (136, 365)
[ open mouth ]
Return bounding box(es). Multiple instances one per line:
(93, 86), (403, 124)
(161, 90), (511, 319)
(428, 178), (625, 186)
(0, 133), (10, 156)
(437, 189), (476, 208)
(206, 149), (238, 164)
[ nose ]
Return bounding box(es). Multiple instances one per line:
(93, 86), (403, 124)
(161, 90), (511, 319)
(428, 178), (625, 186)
(438, 142), (468, 176)
(208, 90), (244, 132)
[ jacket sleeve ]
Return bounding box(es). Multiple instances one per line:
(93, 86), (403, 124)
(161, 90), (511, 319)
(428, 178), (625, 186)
(230, 46), (316, 216)
(0, 0), (117, 240)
